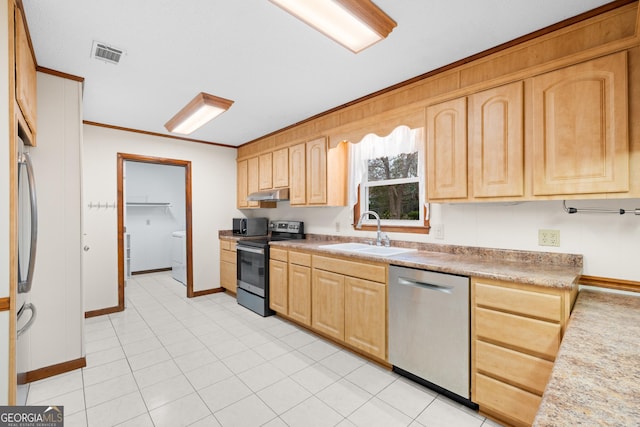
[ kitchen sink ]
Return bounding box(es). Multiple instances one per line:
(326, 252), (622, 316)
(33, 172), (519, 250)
(318, 242), (417, 257)
(356, 246), (417, 256)
(318, 242), (372, 251)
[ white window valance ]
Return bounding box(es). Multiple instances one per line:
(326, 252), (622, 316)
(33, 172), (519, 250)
(348, 125), (424, 209)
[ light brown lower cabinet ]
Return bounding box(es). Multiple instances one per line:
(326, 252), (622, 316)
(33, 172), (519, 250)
(471, 277), (577, 427)
(269, 259), (288, 313)
(344, 277), (386, 360)
(268, 249), (387, 361)
(311, 255), (387, 360)
(288, 263), (311, 326)
(219, 239), (237, 293)
(312, 269), (345, 341)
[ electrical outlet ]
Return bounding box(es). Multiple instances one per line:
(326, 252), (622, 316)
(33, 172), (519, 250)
(538, 229), (560, 247)
(433, 224), (444, 240)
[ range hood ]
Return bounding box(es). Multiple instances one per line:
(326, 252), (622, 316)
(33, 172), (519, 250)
(247, 188), (289, 202)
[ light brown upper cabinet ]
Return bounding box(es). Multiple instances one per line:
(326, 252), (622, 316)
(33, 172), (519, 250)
(247, 157), (260, 208)
(238, 157), (267, 208)
(289, 142), (307, 205)
(469, 81), (524, 198)
(529, 52), (629, 196)
(306, 137), (328, 204)
(258, 152), (273, 190)
(237, 159), (249, 208)
(289, 137), (347, 207)
(15, 6), (37, 141)
(273, 147), (289, 188)
(426, 98), (468, 200)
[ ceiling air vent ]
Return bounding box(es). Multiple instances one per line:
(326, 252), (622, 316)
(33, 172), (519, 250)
(91, 41), (124, 64)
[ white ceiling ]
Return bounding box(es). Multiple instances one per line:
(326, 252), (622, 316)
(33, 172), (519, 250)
(22, 0), (613, 147)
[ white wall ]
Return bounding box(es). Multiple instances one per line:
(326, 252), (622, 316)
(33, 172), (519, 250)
(28, 72), (84, 371)
(83, 125), (239, 312)
(245, 197), (640, 281)
(126, 162), (185, 272)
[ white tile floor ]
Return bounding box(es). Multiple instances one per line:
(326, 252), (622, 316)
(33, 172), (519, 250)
(27, 272), (503, 427)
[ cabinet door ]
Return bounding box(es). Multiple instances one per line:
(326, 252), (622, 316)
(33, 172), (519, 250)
(220, 260), (237, 293)
(312, 269), (344, 340)
(15, 7), (37, 137)
(344, 277), (386, 360)
(289, 143), (306, 205)
(426, 98), (468, 200)
(237, 160), (248, 208)
(269, 259), (288, 314)
(247, 157), (260, 207)
(289, 264), (311, 326)
(306, 137), (327, 204)
(469, 82), (524, 198)
(273, 148), (289, 188)
(530, 52), (628, 196)
(259, 152), (273, 190)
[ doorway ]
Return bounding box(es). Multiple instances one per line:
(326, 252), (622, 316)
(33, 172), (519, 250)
(116, 153), (194, 308)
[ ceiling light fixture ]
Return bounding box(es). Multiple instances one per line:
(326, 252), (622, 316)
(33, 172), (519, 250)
(269, 0), (396, 53)
(164, 92), (234, 135)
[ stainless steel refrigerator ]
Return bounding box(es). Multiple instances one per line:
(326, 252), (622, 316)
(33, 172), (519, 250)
(16, 135), (37, 405)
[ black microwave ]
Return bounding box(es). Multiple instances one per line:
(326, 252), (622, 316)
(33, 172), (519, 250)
(233, 217), (268, 236)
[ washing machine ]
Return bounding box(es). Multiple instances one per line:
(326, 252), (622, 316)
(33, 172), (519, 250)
(171, 231), (186, 285)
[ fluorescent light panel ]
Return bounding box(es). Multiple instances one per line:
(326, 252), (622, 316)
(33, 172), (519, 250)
(270, 0), (396, 53)
(165, 92), (234, 135)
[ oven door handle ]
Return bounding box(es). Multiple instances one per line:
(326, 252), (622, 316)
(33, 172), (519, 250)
(236, 245), (265, 255)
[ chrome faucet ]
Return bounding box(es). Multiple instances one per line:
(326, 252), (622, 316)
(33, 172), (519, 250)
(356, 210), (390, 246)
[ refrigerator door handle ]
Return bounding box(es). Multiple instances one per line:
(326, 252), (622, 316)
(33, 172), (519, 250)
(18, 151), (37, 294)
(17, 303), (37, 337)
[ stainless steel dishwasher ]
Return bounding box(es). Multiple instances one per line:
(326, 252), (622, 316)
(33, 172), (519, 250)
(389, 265), (476, 408)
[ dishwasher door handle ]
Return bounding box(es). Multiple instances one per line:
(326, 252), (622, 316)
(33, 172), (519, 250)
(397, 277), (453, 294)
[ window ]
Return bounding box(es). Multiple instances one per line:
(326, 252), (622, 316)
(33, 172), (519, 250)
(349, 126), (427, 232)
(365, 152), (419, 220)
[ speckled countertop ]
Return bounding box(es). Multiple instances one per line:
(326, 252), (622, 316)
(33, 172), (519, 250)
(221, 231), (583, 289)
(534, 290), (640, 426)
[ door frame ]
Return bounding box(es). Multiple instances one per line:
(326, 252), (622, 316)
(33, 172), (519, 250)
(116, 153), (194, 308)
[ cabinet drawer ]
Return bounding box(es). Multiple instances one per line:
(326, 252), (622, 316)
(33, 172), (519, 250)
(312, 255), (386, 283)
(220, 250), (236, 264)
(289, 251), (311, 267)
(474, 373), (541, 427)
(220, 240), (232, 251)
(270, 248), (288, 262)
(476, 340), (553, 395)
(475, 307), (560, 360)
(475, 281), (561, 322)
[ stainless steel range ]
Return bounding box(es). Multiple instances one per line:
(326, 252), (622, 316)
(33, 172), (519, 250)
(236, 220), (304, 316)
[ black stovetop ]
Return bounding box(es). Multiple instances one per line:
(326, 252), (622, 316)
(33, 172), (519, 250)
(236, 220), (305, 248)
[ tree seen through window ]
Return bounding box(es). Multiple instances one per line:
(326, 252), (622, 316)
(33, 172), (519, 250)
(365, 152), (419, 220)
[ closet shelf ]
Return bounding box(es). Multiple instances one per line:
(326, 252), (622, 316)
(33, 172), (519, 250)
(126, 202), (172, 207)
